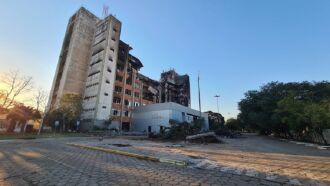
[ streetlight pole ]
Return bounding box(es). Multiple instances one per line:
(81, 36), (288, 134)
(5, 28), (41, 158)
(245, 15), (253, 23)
(198, 72), (202, 117)
(215, 95), (220, 113)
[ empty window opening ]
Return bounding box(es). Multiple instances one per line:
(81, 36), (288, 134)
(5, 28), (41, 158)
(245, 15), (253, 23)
(125, 89), (132, 96)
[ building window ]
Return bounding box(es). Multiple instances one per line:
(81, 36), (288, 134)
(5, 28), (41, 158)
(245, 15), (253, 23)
(86, 82), (99, 89)
(124, 110), (129, 117)
(134, 92), (140, 98)
(107, 67), (111, 73)
(113, 97), (121, 104)
(135, 102), (140, 107)
(117, 64), (124, 71)
(92, 48), (104, 56)
(126, 78), (132, 85)
(106, 80), (110, 84)
(115, 86), (122, 93)
(102, 106), (107, 109)
(90, 59), (102, 66)
(124, 99), (131, 106)
(116, 75), (123, 82)
(110, 47), (115, 52)
(93, 38), (106, 46)
(104, 93), (109, 96)
(83, 108), (96, 112)
(88, 70), (101, 77)
(84, 95), (97, 100)
(112, 109), (119, 116)
(125, 89), (132, 96)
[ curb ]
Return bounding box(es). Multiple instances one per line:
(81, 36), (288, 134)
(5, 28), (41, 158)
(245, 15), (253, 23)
(67, 143), (187, 166)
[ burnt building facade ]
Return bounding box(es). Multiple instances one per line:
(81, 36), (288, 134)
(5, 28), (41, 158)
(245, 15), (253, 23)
(159, 70), (191, 107)
(47, 7), (191, 131)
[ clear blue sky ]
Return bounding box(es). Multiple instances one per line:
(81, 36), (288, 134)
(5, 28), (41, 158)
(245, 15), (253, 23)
(1, 0), (330, 119)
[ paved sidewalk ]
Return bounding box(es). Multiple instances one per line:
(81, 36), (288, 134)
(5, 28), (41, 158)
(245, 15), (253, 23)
(0, 138), (283, 186)
(73, 135), (330, 186)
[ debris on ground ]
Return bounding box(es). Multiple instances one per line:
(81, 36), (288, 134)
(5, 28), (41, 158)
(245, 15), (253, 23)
(186, 132), (222, 143)
(166, 144), (184, 148)
(214, 129), (242, 138)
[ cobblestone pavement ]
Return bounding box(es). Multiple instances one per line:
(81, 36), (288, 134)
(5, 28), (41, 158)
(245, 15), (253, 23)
(0, 138), (285, 186)
(176, 135), (330, 186)
(72, 135), (330, 186)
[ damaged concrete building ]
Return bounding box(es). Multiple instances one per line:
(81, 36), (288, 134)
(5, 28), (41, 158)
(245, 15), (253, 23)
(159, 70), (190, 107)
(47, 7), (192, 131)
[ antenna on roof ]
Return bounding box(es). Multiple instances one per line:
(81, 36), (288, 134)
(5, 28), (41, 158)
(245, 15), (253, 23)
(102, 4), (109, 18)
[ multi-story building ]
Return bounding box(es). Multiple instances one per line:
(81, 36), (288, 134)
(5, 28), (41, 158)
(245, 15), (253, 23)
(47, 7), (191, 131)
(80, 14), (122, 129)
(159, 70), (191, 107)
(48, 8), (98, 110)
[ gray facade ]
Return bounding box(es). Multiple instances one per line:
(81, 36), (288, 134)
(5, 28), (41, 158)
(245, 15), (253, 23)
(81, 15), (122, 130)
(131, 102), (209, 133)
(47, 8), (99, 111)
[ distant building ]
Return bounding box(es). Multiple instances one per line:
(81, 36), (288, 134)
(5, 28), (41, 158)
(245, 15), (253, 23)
(47, 7), (191, 131)
(159, 70), (190, 107)
(131, 102), (209, 134)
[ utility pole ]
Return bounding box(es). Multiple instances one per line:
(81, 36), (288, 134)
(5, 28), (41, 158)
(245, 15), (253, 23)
(198, 72), (202, 117)
(215, 95), (220, 113)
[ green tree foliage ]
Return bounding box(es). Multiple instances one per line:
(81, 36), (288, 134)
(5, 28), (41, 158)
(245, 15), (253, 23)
(162, 119), (203, 140)
(44, 94), (82, 132)
(6, 103), (40, 132)
(225, 118), (242, 131)
(238, 81), (330, 143)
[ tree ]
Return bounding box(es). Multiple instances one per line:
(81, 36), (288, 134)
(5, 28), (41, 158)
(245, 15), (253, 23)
(0, 90), (8, 114)
(304, 103), (330, 144)
(205, 111), (225, 130)
(238, 81), (330, 144)
(162, 119), (203, 140)
(0, 70), (33, 109)
(225, 118), (242, 131)
(43, 109), (63, 130)
(33, 88), (48, 112)
(277, 94), (330, 143)
(6, 103), (40, 133)
(44, 93), (82, 132)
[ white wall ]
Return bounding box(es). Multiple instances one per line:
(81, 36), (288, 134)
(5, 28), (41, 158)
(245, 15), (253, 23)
(131, 102), (209, 133)
(131, 110), (171, 133)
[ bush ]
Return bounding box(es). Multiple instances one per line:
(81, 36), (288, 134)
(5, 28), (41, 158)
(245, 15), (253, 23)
(162, 119), (203, 140)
